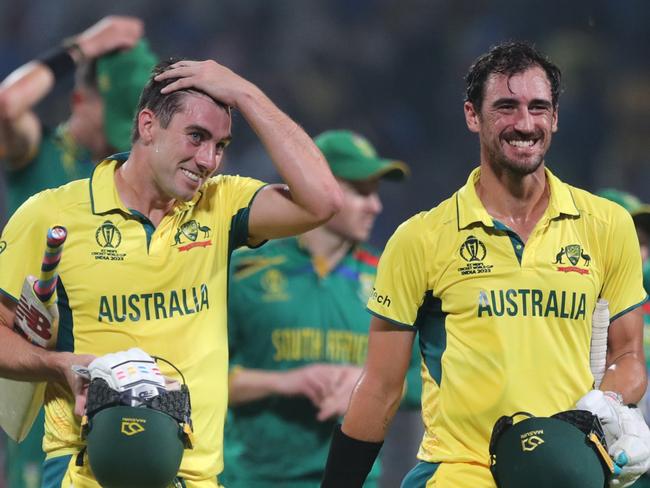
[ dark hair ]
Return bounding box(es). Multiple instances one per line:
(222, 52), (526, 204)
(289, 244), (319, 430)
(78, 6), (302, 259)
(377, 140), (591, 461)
(465, 41), (562, 113)
(131, 58), (229, 143)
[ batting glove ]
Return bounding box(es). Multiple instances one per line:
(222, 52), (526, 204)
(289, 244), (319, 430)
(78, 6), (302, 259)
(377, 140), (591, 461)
(577, 389), (650, 487)
(88, 348), (166, 406)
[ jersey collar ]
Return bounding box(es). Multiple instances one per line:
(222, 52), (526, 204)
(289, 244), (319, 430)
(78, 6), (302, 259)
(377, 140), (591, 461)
(89, 153), (204, 215)
(456, 166), (580, 230)
(89, 154), (130, 215)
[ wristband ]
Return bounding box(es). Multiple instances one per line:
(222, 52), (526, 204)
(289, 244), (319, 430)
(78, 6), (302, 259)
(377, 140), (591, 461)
(36, 43), (79, 81)
(321, 424), (383, 488)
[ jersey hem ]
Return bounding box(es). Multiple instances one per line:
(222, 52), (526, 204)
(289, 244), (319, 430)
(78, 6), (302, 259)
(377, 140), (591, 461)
(610, 295), (649, 322)
(0, 287), (19, 303)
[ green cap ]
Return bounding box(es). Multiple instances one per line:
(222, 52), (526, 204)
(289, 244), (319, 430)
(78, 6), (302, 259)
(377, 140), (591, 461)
(490, 414), (608, 488)
(596, 188), (650, 235)
(97, 40), (158, 152)
(632, 205), (650, 236)
(596, 188), (642, 213)
(314, 130), (409, 181)
(86, 406), (184, 488)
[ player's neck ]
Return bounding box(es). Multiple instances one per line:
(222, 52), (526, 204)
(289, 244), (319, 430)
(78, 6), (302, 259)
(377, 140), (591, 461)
(300, 229), (354, 275)
(114, 157), (175, 227)
(476, 163), (549, 242)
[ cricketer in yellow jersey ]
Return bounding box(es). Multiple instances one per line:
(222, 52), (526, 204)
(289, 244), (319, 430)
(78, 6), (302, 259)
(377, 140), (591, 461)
(321, 41), (649, 488)
(0, 58), (342, 487)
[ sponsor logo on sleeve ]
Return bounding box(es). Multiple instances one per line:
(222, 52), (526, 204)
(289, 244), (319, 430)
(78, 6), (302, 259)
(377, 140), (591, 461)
(371, 287), (391, 308)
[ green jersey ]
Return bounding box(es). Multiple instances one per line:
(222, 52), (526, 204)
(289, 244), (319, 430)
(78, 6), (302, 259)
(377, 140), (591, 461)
(5, 124), (93, 214)
(223, 237), (420, 487)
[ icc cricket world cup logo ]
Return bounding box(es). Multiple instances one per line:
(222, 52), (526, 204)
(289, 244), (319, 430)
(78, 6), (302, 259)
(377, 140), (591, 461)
(95, 220), (122, 249)
(460, 235), (487, 262)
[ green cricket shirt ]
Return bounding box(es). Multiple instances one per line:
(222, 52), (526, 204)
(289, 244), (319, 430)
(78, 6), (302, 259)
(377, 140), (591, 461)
(5, 124), (93, 215)
(224, 237), (390, 487)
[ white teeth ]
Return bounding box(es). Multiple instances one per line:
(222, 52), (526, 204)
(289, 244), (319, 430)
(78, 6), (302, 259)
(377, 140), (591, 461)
(181, 168), (200, 182)
(508, 140), (534, 147)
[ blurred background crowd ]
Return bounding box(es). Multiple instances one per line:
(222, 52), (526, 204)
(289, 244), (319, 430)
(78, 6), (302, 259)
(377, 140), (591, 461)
(1, 0), (649, 241)
(0, 0), (649, 486)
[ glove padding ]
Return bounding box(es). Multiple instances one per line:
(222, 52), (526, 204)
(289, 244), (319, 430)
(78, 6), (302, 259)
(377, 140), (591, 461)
(577, 390), (650, 487)
(577, 390), (623, 446)
(88, 348), (165, 406)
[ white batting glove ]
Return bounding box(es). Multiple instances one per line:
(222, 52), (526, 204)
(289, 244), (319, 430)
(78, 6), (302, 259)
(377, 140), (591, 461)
(88, 348), (166, 406)
(607, 406), (650, 487)
(577, 390), (623, 446)
(577, 389), (650, 487)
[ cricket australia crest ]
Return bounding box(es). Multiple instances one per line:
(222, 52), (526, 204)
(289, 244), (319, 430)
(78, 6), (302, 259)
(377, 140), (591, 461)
(553, 244), (591, 274)
(173, 220), (212, 252)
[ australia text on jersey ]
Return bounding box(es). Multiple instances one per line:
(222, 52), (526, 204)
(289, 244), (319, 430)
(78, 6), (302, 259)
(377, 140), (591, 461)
(478, 288), (586, 319)
(97, 284), (209, 322)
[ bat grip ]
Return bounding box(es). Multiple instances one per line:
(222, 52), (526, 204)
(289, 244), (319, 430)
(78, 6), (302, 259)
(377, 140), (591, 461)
(34, 226), (68, 304)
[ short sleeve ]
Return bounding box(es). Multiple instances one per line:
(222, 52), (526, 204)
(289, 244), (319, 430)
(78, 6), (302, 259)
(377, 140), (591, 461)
(367, 215), (429, 327)
(601, 206), (647, 320)
(213, 175), (267, 251)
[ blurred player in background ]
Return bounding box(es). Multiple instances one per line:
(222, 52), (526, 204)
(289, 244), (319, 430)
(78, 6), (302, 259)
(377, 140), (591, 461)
(223, 130), (421, 488)
(0, 57), (342, 487)
(0, 15), (153, 215)
(0, 15), (156, 488)
(321, 41), (649, 488)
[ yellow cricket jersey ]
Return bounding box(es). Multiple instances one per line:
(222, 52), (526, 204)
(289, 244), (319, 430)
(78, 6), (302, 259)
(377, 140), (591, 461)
(0, 155), (266, 486)
(367, 167), (646, 485)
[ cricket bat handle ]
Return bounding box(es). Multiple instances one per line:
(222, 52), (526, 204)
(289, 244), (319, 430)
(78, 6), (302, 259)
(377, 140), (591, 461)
(32, 226), (67, 306)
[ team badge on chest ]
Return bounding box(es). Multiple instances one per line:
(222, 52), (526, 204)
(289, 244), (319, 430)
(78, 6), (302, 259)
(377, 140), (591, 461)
(552, 244), (590, 275)
(173, 220), (212, 252)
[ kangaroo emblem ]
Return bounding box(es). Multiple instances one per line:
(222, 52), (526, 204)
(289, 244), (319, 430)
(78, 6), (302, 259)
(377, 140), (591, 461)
(174, 220), (211, 245)
(552, 248), (565, 264)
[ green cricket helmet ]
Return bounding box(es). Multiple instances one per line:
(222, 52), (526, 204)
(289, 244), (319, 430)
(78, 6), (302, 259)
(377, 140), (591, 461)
(81, 377), (194, 488)
(489, 410), (614, 488)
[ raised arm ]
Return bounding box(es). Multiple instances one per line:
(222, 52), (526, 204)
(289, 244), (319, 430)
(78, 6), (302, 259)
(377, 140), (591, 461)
(0, 15), (143, 169)
(156, 60), (343, 241)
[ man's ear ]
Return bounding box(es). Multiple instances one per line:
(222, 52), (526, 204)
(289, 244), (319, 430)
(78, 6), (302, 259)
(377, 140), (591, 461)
(137, 109), (156, 144)
(464, 101), (481, 134)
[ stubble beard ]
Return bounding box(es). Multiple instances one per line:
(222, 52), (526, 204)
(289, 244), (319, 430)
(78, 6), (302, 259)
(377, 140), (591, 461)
(486, 141), (546, 177)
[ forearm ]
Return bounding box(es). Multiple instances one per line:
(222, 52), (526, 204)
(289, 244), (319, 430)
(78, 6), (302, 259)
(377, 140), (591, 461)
(0, 62), (54, 121)
(236, 87), (342, 223)
(228, 367), (288, 406)
(341, 372), (403, 442)
(0, 325), (67, 383)
(0, 58), (55, 167)
(600, 353), (647, 404)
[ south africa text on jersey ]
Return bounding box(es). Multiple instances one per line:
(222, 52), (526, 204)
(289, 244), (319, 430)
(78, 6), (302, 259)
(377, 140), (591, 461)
(478, 289), (587, 319)
(98, 284), (209, 322)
